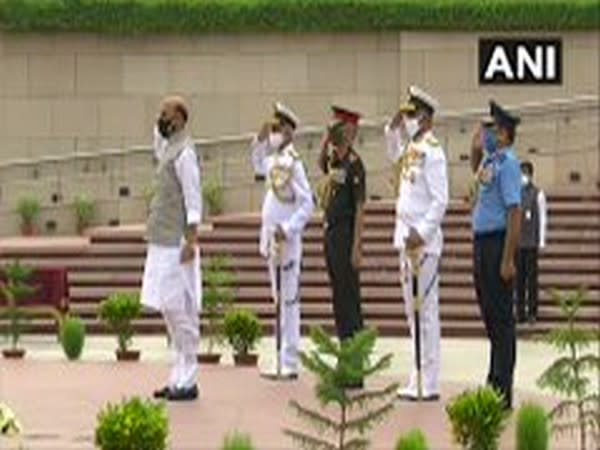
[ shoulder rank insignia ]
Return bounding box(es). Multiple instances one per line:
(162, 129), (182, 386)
(287, 148), (300, 160)
(426, 136), (440, 147)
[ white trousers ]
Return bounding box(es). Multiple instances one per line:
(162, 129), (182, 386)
(400, 251), (441, 396)
(163, 290), (200, 390)
(268, 257), (301, 372)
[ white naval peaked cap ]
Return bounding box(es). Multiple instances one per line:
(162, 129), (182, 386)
(274, 102), (300, 129)
(408, 85), (439, 114)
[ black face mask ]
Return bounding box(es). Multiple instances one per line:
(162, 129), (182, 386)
(157, 117), (176, 139)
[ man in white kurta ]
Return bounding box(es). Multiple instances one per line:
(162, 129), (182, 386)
(251, 102), (314, 379)
(141, 96), (202, 401)
(384, 86), (448, 401)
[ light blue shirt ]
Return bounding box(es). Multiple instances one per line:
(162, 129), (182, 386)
(473, 147), (521, 234)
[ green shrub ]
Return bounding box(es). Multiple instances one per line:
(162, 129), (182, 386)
(73, 195), (96, 233)
(203, 256), (235, 354)
(221, 431), (256, 450)
(223, 309), (262, 355)
(395, 429), (430, 450)
(203, 178), (225, 216)
(0, 0), (597, 33)
(446, 386), (510, 450)
(0, 403), (22, 437)
(60, 316), (86, 361)
(516, 403), (549, 450)
(98, 293), (142, 352)
(16, 196), (40, 228)
(0, 261), (36, 351)
(95, 397), (168, 450)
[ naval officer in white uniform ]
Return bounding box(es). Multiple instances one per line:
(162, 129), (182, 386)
(384, 86), (449, 401)
(141, 96), (202, 401)
(251, 103), (314, 379)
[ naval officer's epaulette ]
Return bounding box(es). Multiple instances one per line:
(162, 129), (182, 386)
(286, 147), (300, 160)
(426, 135), (441, 147)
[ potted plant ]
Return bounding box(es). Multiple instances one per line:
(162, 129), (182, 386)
(16, 196), (41, 236)
(98, 292), (142, 361)
(202, 177), (225, 217)
(74, 194), (96, 235)
(1, 262), (36, 359)
(198, 256), (235, 364)
(446, 386), (510, 450)
(60, 315), (86, 361)
(95, 397), (168, 450)
(223, 309), (262, 366)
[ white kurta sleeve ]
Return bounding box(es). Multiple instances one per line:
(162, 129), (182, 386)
(175, 146), (202, 225)
(384, 122), (407, 163)
(280, 160), (315, 238)
(415, 150), (449, 243)
(250, 135), (271, 177)
(538, 189), (548, 248)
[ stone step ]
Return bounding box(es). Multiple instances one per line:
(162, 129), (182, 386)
(32, 241), (593, 259)
(68, 270), (600, 291)
(196, 228), (600, 245)
(209, 214), (600, 230)
(5, 313), (596, 338)
(2, 255), (598, 274)
(0, 316), (490, 337)
(68, 285), (600, 305)
(67, 301), (600, 324)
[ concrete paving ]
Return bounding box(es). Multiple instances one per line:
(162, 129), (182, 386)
(0, 336), (583, 449)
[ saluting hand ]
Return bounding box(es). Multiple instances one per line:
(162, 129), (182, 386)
(257, 122), (271, 142)
(390, 110), (404, 129)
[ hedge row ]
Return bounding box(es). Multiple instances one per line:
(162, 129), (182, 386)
(0, 0), (598, 34)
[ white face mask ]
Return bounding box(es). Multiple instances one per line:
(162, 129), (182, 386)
(404, 118), (421, 139)
(522, 175), (530, 185)
(269, 132), (284, 150)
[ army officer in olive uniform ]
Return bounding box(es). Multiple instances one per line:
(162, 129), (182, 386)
(318, 106), (366, 346)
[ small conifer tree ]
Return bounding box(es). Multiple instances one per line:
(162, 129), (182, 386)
(284, 327), (398, 450)
(537, 290), (600, 450)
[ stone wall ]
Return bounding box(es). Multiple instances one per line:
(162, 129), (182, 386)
(0, 31), (598, 162)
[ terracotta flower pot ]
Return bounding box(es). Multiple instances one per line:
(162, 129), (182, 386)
(115, 349), (140, 361)
(3, 348), (26, 359)
(197, 353), (222, 364)
(233, 353), (258, 367)
(20, 223), (37, 236)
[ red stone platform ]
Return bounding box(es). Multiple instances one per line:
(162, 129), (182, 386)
(0, 361), (576, 449)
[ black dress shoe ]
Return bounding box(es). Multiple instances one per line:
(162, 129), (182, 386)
(260, 372), (299, 381)
(167, 385), (198, 401)
(153, 386), (171, 399)
(397, 392), (440, 402)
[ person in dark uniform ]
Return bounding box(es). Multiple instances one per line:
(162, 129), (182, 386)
(516, 160), (547, 324)
(317, 106), (366, 345)
(470, 100), (522, 410)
